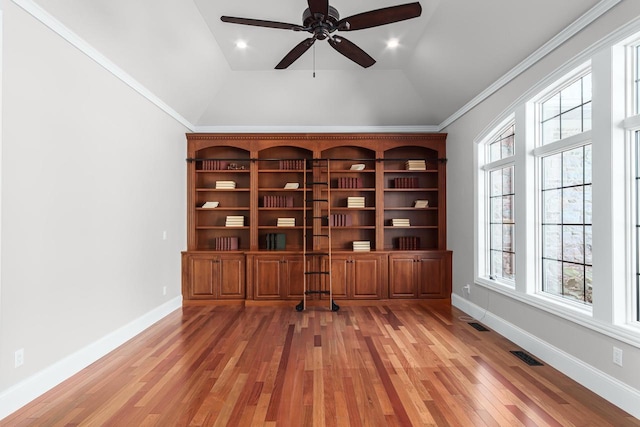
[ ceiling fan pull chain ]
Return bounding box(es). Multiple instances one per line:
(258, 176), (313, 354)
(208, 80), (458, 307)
(313, 43), (316, 78)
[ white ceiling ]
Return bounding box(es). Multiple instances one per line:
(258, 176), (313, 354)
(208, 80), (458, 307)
(29, 0), (607, 128)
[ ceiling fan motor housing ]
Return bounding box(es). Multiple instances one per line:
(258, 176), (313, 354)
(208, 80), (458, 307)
(303, 6), (340, 39)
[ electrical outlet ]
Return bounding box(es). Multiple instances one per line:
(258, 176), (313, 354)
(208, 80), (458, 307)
(162, 286), (167, 296)
(613, 347), (623, 367)
(463, 284), (471, 296)
(15, 349), (24, 368)
(162, 231), (167, 241)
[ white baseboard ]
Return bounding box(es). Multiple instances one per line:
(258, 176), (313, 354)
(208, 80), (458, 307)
(452, 294), (640, 419)
(0, 296), (182, 420)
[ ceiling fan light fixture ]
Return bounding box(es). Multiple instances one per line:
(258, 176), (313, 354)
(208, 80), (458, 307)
(386, 38), (400, 49)
(235, 40), (248, 49)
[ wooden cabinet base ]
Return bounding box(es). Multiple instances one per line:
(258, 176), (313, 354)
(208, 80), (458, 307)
(182, 251), (451, 301)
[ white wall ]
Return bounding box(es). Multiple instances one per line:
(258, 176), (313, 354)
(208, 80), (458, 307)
(445, 0), (640, 418)
(0, 0), (186, 417)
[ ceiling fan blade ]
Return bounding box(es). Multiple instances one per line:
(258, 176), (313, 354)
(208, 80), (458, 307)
(275, 37), (316, 69)
(307, 0), (329, 18)
(221, 16), (305, 31)
(336, 2), (422, 31)
(328, 36), (375, 68)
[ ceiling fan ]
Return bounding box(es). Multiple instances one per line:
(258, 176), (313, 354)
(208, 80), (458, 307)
(221, 1), (422, 69)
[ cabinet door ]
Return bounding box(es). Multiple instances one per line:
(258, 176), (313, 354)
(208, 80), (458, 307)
(327, 256), (350, 299)
(253, 257), (283, 299)
(283, 256), (305, 299)
(352, 255), (382, 299)
(189, 257), (215, 298)
(417, 253), (451, 298)
(388, 255), (417, 298)
(217, 255), (246, 299)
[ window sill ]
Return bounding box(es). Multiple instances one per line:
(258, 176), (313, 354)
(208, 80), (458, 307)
(474, 278), (640, 349)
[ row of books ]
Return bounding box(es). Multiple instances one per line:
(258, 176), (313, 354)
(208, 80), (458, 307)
(215, 180), (236, 189)
(263, 196), (294, 208)
(265, 233), (286, 250)
(329, 214), (352, 227)
(347, 196), (365, 208)
(211, 236), (239, 251)
(391, 218), (410, 227)
(279, 160), (305, 170)
(396, 236), (421, 250)
(393, 177), (419, 188)
(277, 218), (295, 227)
(353, 241), (371, 252)
(337, 177), (363, 189)
(406, 160), (427, 171)
(201, 160), (227, 170)
(225, 216), (245, 227)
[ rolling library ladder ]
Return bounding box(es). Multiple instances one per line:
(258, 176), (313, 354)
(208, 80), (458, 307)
(296, 159), (339, 312)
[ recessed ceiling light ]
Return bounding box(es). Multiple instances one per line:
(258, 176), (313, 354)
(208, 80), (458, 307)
(386, 38), (400, 49)
(236, 40), (248, 49)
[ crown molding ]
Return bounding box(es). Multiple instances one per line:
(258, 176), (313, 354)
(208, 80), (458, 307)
(438, 0), (622, 131)
(193, 125), (441, 133)
(10, 0), (195, 131)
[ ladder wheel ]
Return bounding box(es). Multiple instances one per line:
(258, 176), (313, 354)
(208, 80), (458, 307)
(331, 301), (340, 312)
(295, 301), (304, 312)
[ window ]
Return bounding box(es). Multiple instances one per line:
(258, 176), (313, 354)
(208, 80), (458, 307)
(540, 145), (592, 303)
(540, 73), (592, 145)
(635, 132), (640, 321)
(483, 122), (516, 283)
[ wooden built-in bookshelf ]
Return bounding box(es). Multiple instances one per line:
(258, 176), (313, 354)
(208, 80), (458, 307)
(182, 133), (452, 302)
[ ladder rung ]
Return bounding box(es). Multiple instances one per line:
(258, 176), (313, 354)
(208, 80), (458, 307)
(304, 290), (331, 295)
(309, 199), (328, 202)
(304, 252), (330, 256)
(308, 182), (328, 185)
(313, 216), (328, 219)
(313, 234), (330, 237)
(304, 271), (330, 275)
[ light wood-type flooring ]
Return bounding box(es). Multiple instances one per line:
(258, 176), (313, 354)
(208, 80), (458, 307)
(2, 300), (638, 426)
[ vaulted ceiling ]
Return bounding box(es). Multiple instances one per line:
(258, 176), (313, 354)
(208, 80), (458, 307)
(28, 0), (607, 129)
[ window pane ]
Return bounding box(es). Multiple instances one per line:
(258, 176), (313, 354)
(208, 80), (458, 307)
(585, 185), (592, 224)
(542, 116), (560, 145)
(543, 189), (562, 223)
(503, 224), (514, 252)
(490, 142), (501, 163)
(542, 93), (560, 121)
(561, 79), (583, 113)
(501, 133), (514, 158)
(543, 259), (562, 296)
(563, 225), (584, 264)
(563, 147), (584, 187)
(491, 197), (502, 222)
(563, 263), (585, 302)
(543, 225), (562, 260)
(560, 107), (583, 139)
(585, 225), (592, 265)
(584, 145), (592, 184)
(563, 186), (584, 224)
(503, 252), (515, 279)
(585, 266), (593, 304)
(503, 195), (514, 223)
(542, 153), (562, 189)
(491, 250), (503, 278)
(503, 166), (514, 194)
(582, 73), (592, 103)
(491, 224), (502, 250)
(583, 102), (592, 132)
(490, 169), (502, 196)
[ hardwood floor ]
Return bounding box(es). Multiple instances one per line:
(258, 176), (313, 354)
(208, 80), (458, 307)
(2, 300), (638, 426)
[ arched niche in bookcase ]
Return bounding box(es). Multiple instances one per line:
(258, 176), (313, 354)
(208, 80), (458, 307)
(256, 146), (313, 252)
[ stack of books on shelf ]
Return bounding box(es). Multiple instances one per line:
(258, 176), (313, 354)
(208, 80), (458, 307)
(329, 214), (352, 227)
(350, 164), (365, 170)
(414, 200), (429, 208)
(201, 201), (219, 209)
(215, 180), (236, 189)
(265, 233), (286, 250)
(337, 177), (363, 188)
(225, 216), (245, 227)
(393, 177), (419, 188)
(347, 196), (365, 208)
(391, 218), (411, 227)
(397, 236), (421, 250)
(262, 195), (294, 208)
(405, 160), (427, 171)
(212, 236), (239, 251)
(277, 217), (295, 227)
(284, 182), (299, 189)
(279, 160), (305, 170)
(201, 160), (227, 170)
(352, 241), (371, 252)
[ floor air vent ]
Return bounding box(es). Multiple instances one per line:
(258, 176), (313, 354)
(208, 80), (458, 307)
(468, 322), (489, 331)
(510, 350), (543, 366)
